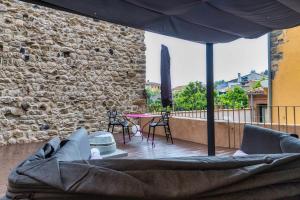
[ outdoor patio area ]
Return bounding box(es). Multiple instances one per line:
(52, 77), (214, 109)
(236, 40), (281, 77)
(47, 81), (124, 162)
(0, 134), (235, 196)
(2, 0), (300, 199)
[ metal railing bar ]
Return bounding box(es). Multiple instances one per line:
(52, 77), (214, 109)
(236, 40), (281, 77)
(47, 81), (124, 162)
(285, 106), (288, 133)
(294, 106), (297, 134)
(278, 106), (280, 131)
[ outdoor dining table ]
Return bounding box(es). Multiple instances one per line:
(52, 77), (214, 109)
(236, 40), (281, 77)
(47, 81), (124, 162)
(124, 113), (161, 142)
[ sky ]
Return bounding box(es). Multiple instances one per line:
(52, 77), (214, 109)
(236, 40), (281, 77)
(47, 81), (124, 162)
(145, 31), (268, 87)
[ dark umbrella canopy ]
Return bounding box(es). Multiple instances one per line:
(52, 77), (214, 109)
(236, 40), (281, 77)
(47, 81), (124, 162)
(18, 0), (300, 155)
(20, 0), (300, 43)
(160, 45), (172, 108)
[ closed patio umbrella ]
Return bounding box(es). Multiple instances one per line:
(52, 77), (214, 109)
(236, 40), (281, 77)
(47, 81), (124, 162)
(160, 45), (172, 108)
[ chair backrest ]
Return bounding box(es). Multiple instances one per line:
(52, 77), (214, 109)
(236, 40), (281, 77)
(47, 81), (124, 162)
(107, 110), (118, 123)
(161, 111), (170, 123)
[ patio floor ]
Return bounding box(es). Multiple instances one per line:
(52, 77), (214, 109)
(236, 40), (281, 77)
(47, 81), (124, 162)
(113, 133), (235, 159)
(0, 134), (235, 196)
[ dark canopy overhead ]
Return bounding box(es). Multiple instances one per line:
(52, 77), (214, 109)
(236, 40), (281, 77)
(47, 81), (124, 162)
(21, 0), (300, 43)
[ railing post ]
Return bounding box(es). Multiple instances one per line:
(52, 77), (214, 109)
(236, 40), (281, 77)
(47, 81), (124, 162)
(285, 106), (288, 133)
(294, 106), (296, 134)
(206, 43), (215, 156)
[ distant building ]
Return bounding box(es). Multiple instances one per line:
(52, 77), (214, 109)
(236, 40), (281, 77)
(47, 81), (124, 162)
(145, 80), (161, 90)
(228, 70), (266, 87)
(216, 70), (267, 93)
(215, 82), (229, 94)
(270, 27), (300, 124)
(145, 81), (188, 94)
(248, 82), (268, 123)
(172, 85), (186, 93)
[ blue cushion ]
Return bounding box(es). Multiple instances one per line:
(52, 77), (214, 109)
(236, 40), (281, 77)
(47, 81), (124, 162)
(55, 140), (82, 161)
(280, 136), (300, 153)
(241, 125), (288, 154)
(55, 128), (90, 161)
(69, 128), (91, 160)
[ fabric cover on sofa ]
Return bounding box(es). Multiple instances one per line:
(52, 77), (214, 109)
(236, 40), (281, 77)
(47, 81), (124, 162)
(241, 124), (294, 154)
(55, 128), (90, 161)
(280, 136), (300, 153)
(5, 153), (300, 200)
(20, 136), (60, 167)
(4, 126), (300, 200)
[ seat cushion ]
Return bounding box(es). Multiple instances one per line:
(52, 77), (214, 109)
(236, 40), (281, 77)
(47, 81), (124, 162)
(55, 128), (90, 161)
(233, 150), (248, 157)
(241, 125), (288, 154)
(68, 128), (91, 159)
(42, 136), (61, 158)
(110, 120), (129, 127)
(55, 140), (82, 161)
(23, 137), (61, 165)
(110, 121), (122, 125)
(150, 121), (167, 127)
(280, 136), (300, 153)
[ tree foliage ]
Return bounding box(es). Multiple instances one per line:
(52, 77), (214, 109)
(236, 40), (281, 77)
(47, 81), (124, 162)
(216, 86), (248, 108)
(146, 81), (249, 111)
(173, 81), (206, 110)
(145, 87), (162, 112)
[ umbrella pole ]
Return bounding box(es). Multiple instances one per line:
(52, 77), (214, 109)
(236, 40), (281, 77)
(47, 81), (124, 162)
(206, 43), (215, 156)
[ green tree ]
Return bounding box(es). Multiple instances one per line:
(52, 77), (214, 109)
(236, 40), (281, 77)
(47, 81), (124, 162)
(145, 87), (162, 112)
(173, 81), (207, 110)
(217, 86), (248, 108)
(146, 81), (250, 112)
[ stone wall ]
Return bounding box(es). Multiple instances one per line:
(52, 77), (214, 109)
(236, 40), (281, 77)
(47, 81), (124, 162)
(0, 0), (146, 145)
(270, 30), (284, 79)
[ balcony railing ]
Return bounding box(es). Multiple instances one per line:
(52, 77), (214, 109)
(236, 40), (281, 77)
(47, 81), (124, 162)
(150, 105), (300, 135)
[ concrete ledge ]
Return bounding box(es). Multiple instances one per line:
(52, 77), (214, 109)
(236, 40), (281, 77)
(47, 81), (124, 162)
(141, 116), (300, 149)
(141, 117), (243, 149)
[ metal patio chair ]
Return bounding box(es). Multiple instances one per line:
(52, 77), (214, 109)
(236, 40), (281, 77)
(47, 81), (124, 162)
(148, 110), (173, 146)
(107, 110), (131, 144)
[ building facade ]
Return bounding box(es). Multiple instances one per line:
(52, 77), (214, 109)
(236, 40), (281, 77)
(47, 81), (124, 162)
(270, 26), (300, 124)
(145, 81), (161, 91)
(216, 71), (267, 94)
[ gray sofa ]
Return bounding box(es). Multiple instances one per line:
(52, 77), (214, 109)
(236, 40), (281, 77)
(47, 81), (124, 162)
(241, 124), (300, 154)
(3, 125), (300, 200)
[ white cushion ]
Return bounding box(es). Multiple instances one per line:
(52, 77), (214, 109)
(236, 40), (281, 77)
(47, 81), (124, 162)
(233, 150), (248, 157)
(90, 148), (102, 160)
